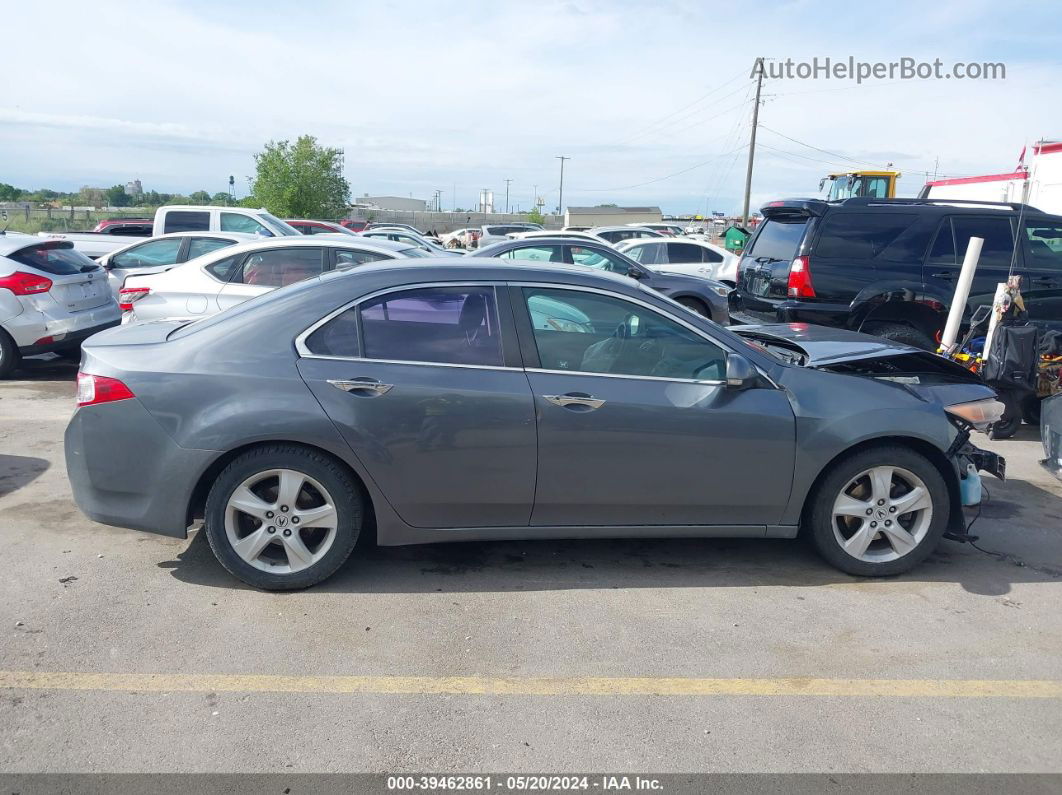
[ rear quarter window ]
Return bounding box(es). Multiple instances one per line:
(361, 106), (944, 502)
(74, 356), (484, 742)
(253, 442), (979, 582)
(813, 212), (921, 260)
(163, 211), (210, 233)
(747, 218), (808, 261)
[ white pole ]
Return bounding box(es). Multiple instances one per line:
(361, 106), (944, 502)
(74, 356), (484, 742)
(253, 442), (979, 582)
(940, 236), (983, 354)
(982, 281), (1009, 361)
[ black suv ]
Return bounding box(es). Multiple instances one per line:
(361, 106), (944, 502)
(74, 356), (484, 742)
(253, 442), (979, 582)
(732, 197), (1062, 348)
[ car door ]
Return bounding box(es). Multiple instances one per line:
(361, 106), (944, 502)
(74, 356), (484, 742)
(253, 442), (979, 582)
(296, 283), (537, 529)
(926, 215), (1017, 317)
(513, 285), (795, 527)
(1019, 217), (1062, 329)
(214, 247), (325, 313)
(105, 236), (186, 297)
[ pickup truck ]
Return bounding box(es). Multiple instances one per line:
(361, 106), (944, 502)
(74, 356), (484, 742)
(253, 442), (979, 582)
(38, 205), (301, 259)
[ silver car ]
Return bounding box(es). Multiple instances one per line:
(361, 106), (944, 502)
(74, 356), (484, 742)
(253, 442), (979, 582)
(66, 258), (1005, 590)
(0, 236), (120, 377)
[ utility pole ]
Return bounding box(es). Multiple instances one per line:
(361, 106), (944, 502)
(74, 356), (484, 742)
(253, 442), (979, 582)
(556, 156), (569, 218)
(504, 179), (512, 214)
(741, 57), (765, 226)
(532, 184), (538, 209)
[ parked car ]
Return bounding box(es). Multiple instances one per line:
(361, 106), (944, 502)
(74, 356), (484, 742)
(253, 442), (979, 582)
(617, 238), (738, 285)
(366, 222), (423, 234)
(0, 236), (120, 377)
(732, 197), (1062, 349)
(590, 226), (665, 244)
(97, 232), (257, 298)
(628, 222), (685, 237)
(359, 229), (461, 256)
(477, 224), (543, 247)
(40, 206), (301, 260)
(118, 237), (425, 323)
(285, 220), (358, 236)
(563, 226), (592, 232)
(91, 218), (154, 236)
(65, 258), (1005, 590)
(475, 237), (730, 323)
(509, 230), (601, 243)
(439, 228), (479, 249)
(339, 220), (369, 233)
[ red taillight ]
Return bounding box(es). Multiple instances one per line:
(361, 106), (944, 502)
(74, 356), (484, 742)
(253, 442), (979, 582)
(0, 271), (53, 295)
(787, 255), (816, 298)
(76, 373), (135, 407)
(118, 286), (150, 311)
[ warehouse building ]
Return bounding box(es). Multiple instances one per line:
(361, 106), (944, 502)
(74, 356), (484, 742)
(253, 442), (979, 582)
(564, 205), (663, 228)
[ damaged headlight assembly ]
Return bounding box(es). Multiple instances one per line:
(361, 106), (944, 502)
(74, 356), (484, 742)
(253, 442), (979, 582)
(944, 398), (1006, 431)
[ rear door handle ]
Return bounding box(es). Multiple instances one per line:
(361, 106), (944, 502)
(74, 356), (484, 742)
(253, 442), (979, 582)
(328, 378), (394, 397)
(543, 393), (605, 410)
(931, 271), (956, 280)
(1031, 276), (1059, 285)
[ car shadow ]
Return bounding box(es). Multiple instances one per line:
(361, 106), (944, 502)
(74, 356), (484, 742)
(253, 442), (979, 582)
(161, 470), (1061, 598)
(0, 454), (50, 498)
(14, 354), (79, 380)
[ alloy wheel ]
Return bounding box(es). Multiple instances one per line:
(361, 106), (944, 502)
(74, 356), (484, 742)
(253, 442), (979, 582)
(831, 465), (933, 563)
(224, 468), (339, 574)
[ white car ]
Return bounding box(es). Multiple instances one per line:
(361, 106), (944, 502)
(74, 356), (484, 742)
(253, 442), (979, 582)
(359, 229), (462, 256)
(0, 236), (120, 377)
(627, 222), (685, 237)
(97, 231), (257, 298)
(119, 237), (427, 324)
(616, 237), (738, 285)
(588, 226), (665, 244)
(508, 229), (604, 243)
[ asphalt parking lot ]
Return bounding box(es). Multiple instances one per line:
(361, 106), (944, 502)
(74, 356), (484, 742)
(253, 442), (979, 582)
(1, 355), (1061, 774)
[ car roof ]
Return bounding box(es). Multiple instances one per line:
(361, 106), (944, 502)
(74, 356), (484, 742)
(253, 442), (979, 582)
(478, 237), (611, 252)
(286, 219), (341, 225)
(184, 234), (416, 263)
(319, 256), (636, 286)
(0, 233), (59, 257)
(590, 225), (654, 232)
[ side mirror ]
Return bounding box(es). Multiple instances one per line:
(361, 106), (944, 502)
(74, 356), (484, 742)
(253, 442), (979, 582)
(626, 266), (645, 280)
(725, 353), (758, 390)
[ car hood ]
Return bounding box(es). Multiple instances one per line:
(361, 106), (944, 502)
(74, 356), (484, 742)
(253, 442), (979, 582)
(733, 323), (923, 365)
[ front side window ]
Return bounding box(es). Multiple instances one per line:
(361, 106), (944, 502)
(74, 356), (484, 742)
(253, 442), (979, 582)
(360, 286), (503, 366)
(236, 247), (324, 287)
(569, 246), (631, 274)
(665, 242), (705, 264)
(952, 216), (1015, 269)
(221, 213), (271, 236)
(524, 288), (725, 381)
(499, 246), (563, 263)
(1023, 221), (1062, 272)
(163, 210), (209, 234)
(626, 242), (665, 265)
(186, 237), (236, 259)
(111, 237), (182, 269)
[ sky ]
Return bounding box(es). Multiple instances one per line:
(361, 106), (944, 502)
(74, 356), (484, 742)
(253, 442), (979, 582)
(2, 0), (1061, 214)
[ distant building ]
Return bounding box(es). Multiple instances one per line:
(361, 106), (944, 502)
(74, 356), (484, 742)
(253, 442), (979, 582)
(565, 205), (663, 228)
(125, 179), (143, 198)
(356, 194), (427, 212)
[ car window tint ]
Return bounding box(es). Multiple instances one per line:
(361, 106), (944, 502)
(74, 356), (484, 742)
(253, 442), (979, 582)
(360, 286), (503, 366)
(666, 243), (704, 264)
(524, 288), (725, 381)
(569, 246), (629, 273)
(1024, 221), (1062, 272)
(221, 213), (270, 235)
(628, 242), (665, 265)
(927, 219), (956, 264)
(701, 248), (724, 263)
(112, 237), (183, 268)
(186, 237), (235, 260)
(747, 218), (807, 261)
(204, 253), (242, 282)
(163, 211), (209, 234)
(236, 248), (324, 287)
(952, 217), (1014, 268)
(814, 213), (918, 259)
(304, 307), (360, 358)
(335, 248), (393, 268)
(499, 246), (563, 263)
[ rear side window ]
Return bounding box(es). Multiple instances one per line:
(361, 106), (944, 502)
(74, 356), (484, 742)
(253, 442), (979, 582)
(9, 243), (95, 275)
(1024, 220), (1062, 272)
(237, 248), (324, 287)
(746, 218), (807, 261)
(204, 253), (242, 282)
(163, 211), (210, 233)
(813, 213), (918, 260)
(112, 237), (182, 269)
(952, 216), (1015, 268)
(359, 286), (503, 366)
(626, 242), (665, 264)
(666, 242), (706, 264)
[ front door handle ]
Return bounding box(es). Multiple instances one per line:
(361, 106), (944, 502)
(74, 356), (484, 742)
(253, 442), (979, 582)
(543, 393), (606, 410)
(931, 271), (956, 280)
(328, 378), (394, 397)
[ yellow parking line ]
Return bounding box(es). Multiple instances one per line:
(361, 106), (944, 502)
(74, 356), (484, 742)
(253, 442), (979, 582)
(1, 671), (1061, 698)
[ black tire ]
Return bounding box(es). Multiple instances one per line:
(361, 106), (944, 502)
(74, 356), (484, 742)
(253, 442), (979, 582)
(204, 444), (363, 590)
(1021, 394), (1042, 426)
(0, 329), (21, 379)
(677, 297), (709, 317)
(989, 391), (1022, 439)
(806, 445), (950, 577)
(862, 322), (936, 352)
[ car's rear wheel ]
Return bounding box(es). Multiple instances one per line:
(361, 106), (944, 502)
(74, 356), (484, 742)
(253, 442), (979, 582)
(0, 329), (21, 379)
(806, 446), (949, 576)
(204, 444), (362, 590)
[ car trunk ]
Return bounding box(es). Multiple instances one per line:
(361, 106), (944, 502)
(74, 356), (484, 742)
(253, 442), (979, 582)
(48, 269), (112, 313)
(736, 204), (819, 320)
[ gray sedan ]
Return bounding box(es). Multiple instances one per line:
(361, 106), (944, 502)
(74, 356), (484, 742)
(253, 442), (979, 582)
(475, 237), (730, 325)
(65, 259), (1004, 590)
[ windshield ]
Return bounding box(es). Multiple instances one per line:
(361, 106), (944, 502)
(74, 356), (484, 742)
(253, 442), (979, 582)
(260, 212), (302, 237)
(10, 242), (98, 275)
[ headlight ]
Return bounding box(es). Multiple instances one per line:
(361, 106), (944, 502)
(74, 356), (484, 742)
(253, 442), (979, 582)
(945, 398), (1005, 430)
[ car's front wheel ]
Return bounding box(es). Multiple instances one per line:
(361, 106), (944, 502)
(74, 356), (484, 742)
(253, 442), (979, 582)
(806, 446), (949, 576)
(204, 444), (363, 590)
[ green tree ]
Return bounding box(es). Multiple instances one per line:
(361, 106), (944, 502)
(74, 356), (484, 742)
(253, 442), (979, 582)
(0, 183), (24, 201)
(188, 190), (212, 204)
(212, 192), (230, 204)
(104, 185), (130, 207)
(248, 135), (350, 218)
(527, 206), (546, 226)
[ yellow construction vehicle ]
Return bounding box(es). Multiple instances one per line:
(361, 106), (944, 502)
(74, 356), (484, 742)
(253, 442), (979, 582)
(820, 169), (901, 201)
